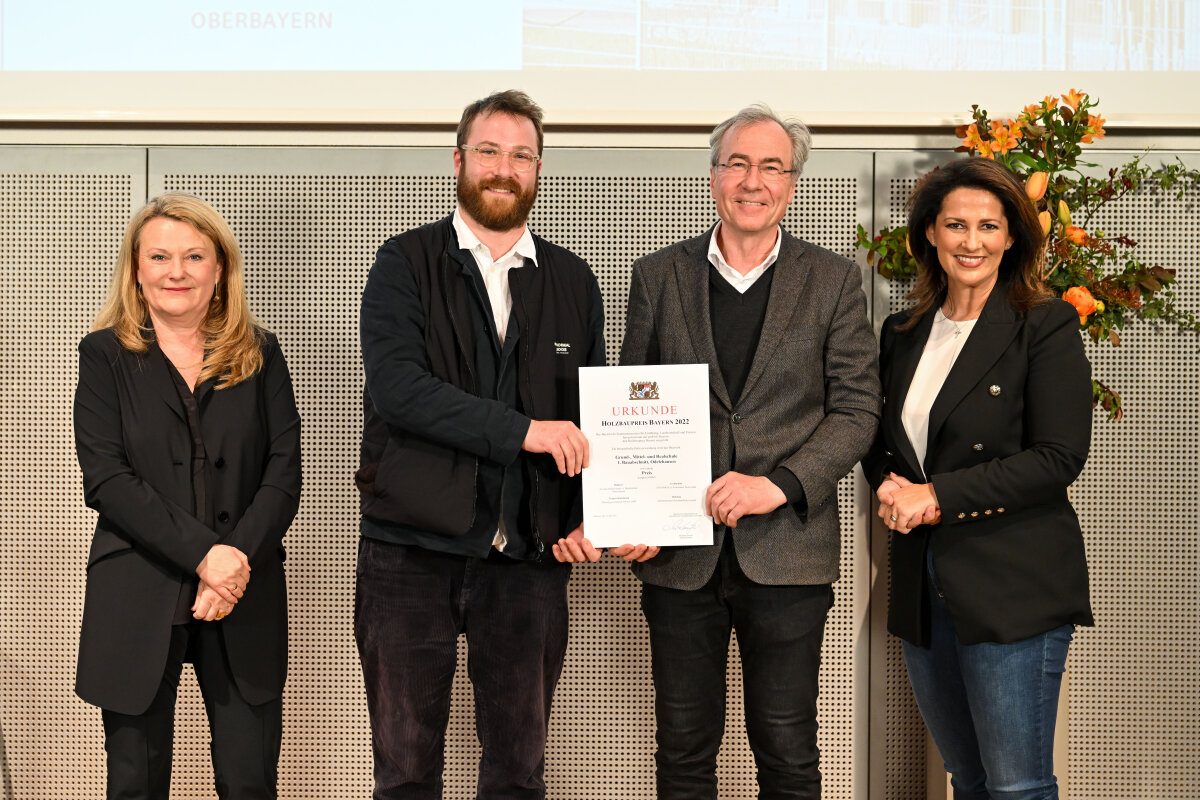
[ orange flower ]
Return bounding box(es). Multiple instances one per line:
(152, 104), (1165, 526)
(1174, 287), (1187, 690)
(1025, 171), (1049, 201)
(1063, 286), (1098, 324)
(1040, 95), (1057, 114)
(1081, 113), (1107, 143)
(1038, 210), (1052, 236)
(960, 122), (984, 150)
(1061, 88), (1085, 111)
(1017, 103), (1043, 129)
(1064, 225), (1088, 245)
(989, 119), (1022, 138)
(960, 122), (998, 158)
(988, 123), (1022, 155)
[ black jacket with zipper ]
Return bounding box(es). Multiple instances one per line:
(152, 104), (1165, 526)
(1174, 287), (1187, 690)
(356, 214), (605, 560)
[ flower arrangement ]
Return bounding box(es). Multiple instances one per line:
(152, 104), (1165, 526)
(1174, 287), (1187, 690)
(856, 90), (1200, 420)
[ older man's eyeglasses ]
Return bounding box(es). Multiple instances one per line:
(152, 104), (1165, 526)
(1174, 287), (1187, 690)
(460, 145), (541, 173)
(715, 160), (796, 182)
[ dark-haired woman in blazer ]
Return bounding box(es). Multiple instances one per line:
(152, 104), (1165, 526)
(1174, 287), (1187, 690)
(74, 192), (300, 799)
(862, 158), (1093, 800)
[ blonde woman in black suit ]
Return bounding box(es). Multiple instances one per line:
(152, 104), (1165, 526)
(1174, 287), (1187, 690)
(74, 193), (301, 799)
(862, 158), (1092, 800)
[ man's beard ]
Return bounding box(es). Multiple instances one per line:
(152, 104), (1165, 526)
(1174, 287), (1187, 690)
(457, 173), (538, 232)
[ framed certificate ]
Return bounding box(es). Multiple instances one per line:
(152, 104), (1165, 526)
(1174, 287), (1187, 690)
(579, 364), (713, 548)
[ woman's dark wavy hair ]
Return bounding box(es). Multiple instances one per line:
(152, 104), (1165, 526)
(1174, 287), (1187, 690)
(900, 157), (1051, 331)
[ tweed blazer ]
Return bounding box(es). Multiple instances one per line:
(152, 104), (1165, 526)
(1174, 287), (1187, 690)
(619, 226), (880, 590)
(74, 328), (301, 715)
(862, 291), (1094, 646)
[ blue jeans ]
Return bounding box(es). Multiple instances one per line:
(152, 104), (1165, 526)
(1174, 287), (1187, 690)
(903, 551), (1073, 800)
(354, 538), (570, 800)
(641, 540), (833, 800)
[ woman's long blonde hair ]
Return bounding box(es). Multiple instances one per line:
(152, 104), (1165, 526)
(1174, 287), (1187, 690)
(94, 193), (263, 388)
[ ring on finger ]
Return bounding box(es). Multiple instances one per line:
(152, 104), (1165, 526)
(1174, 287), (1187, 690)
(889, 514), (898, 521)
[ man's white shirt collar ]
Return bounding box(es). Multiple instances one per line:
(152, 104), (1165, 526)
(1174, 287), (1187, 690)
(707, 222), (781, 293)
(453, 208), (538, 267)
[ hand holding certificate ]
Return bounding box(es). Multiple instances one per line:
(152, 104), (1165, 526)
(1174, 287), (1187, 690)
(579, 364), (713, 548)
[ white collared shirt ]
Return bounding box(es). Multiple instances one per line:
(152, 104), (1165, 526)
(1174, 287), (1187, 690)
(902, 309), (978, 470)
(452, 208), (538, 346)
(452, 208), (538, 552)
(707, 222), (782, 293)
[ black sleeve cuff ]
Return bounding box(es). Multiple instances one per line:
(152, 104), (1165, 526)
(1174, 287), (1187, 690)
(768, 467), (807, 514)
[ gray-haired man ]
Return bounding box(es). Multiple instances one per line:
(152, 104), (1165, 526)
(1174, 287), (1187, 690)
(618, 106), (880, 798)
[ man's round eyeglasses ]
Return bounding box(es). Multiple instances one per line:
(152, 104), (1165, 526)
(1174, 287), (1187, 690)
(715, 160), (796, 182)
(460, 145), (541, 173)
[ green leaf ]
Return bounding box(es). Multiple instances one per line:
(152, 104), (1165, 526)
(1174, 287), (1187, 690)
(1008, 152), (1041, 170)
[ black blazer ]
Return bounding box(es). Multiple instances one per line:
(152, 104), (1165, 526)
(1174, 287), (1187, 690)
(74, 328), (301, 715)
(862, 291), (1093, 646)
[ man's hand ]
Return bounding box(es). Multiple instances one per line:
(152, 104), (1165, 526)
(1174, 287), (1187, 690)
(192, 581), (235, 621)
(609, 543), (661, 562)
(705, 471), (787, 528)
(195, 544), (250, 604)
(552, 525), (603, 563)
(523, 420), (590, 477)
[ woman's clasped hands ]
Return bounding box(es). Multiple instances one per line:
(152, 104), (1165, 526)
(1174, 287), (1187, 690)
(192, 543), (251, 621)
(876, 472), (942, 534)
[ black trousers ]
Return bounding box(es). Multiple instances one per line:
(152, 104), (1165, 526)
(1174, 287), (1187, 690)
(101, 621), (282, 800)
(354, 538), (571, 800)
(641, 540), (834, 800)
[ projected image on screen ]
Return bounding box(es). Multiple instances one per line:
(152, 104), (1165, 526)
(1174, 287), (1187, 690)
(1, 0), (1195, 72)
(0, 1), (522, 70)
(1, 0), (1196, 125)
(524, 1), (1196, 71)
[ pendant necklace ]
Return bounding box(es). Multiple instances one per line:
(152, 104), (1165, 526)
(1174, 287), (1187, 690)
(939, 306), (964, 338)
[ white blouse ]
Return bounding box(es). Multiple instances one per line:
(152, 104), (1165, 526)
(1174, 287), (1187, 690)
(901, 309), (978, 471)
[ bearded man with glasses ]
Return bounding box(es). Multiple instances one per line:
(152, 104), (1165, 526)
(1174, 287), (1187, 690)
(614, 105), (880, 799)
(354, 89), (605, 800)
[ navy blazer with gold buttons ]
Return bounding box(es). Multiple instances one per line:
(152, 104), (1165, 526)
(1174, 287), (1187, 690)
(862, 290), (1094, 646)
(73, 328), (301, 715)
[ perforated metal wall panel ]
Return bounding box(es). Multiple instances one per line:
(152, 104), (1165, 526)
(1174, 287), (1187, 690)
(1062, 152), (1200, 800)
(0, 147), (145, 798)
(3, 144), (1195, 799)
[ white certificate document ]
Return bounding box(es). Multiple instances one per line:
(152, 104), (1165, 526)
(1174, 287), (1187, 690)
(579, 364), (713, 548)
